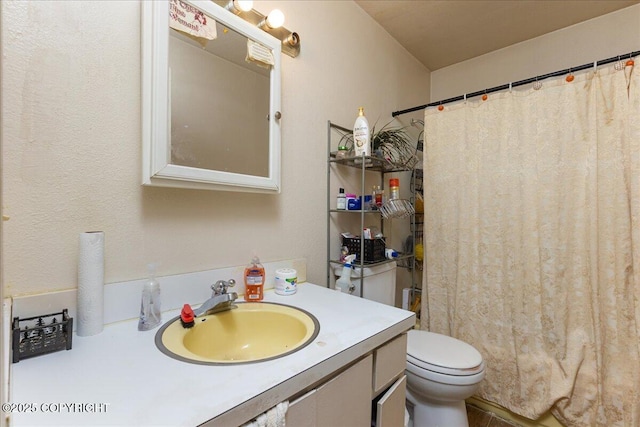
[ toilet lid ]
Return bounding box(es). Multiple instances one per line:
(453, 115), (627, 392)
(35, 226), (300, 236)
(407, 330), (483, 374)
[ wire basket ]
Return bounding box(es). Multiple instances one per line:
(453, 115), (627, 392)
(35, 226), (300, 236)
(342, 236), (386, 263)
(12, 309), (73, 363)
(380, 199), (415, 219)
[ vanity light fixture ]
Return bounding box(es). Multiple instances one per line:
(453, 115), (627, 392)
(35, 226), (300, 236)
(225, 0), (253, 15)
(214, 0), (300, 58)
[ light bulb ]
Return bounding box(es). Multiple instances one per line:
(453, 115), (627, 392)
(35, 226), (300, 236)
(226, 0), (253, 14)
(265, 9), (285, 29)
(235, 0), (253, 12)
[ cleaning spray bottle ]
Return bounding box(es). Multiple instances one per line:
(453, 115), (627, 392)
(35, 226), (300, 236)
(138, 263), (161, 331)
(336, 254), (356, 294)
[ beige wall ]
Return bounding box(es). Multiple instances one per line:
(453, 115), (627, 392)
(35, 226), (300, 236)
(0, 0), (430, 297)
(431, 4), (640, 102)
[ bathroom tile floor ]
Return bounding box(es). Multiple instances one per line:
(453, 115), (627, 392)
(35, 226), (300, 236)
(467, 403), (522, 427)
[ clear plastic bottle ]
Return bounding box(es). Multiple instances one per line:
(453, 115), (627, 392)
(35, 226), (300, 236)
(389, 178), (400, 200)
(336, 145), (349, 160)
(138, 263), (161, 331)
(244, 256), (265, 301)
(337, 188), (346, 210)
(373, 185), (383, 208)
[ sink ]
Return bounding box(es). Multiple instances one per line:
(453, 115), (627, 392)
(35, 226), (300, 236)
(155, 302), (320, 365)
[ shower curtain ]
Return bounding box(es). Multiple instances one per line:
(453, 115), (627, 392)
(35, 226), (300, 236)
(422, 61), (639, 426)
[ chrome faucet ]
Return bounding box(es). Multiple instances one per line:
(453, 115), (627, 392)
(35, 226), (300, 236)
(193, 279), (238, 317)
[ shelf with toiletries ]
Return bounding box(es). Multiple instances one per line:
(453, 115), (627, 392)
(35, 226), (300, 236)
(326, 119), (419, 306)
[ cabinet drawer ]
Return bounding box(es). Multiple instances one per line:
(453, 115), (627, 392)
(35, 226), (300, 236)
(373, 333), (407, 396)
(375, 375), (407, 427)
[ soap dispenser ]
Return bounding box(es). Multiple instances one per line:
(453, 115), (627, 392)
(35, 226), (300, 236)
(336, 254), (356, 294)
(138, 263), (162, 331)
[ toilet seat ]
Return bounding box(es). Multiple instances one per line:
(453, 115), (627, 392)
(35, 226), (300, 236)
(406, 330), (484, 376)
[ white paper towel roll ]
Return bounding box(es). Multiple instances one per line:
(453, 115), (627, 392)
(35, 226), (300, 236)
(77, 231), (105, 336)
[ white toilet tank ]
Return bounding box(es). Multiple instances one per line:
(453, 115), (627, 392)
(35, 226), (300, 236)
(333, 261), (397, 306)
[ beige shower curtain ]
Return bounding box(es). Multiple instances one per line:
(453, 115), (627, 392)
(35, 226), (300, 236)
(422, 62), (640, 426)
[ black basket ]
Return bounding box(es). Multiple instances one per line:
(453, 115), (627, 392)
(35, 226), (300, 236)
(12, 309), (73, 363)
(342, 236), (386, 263)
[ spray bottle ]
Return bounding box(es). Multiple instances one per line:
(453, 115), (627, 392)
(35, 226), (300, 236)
(336, 254), (356, 294)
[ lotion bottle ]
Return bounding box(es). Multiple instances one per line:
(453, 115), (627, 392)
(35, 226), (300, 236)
(138, 263), (162, 331)
(353, 107), (370, 158)
(336, 254), (356, 294)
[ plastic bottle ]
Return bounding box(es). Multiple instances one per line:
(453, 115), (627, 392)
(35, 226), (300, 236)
(389, 178), (400, 200)
(353, 107), (370, 158)
(336, 145), (349, 160)
(385, 248), (399, 259)
(336, 254), (356, 294)
(244, 256), (265, 301)
(138, 263), (162, 331)
(373, 185), (383, 208)
(337, 188), (346, 210)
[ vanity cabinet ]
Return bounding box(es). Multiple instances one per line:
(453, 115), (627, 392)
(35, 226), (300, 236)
(285, 333), (408, 427)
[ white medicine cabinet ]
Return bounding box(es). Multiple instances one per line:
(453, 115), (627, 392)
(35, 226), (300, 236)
(141, 0), (282, 193)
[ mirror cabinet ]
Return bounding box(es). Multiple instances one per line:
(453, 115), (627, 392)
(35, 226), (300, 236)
(142, 0), (282, 192)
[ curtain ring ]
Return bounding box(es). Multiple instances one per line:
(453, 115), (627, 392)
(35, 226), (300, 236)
(533, 77), (542, 90)
(566, 68), (575, 83)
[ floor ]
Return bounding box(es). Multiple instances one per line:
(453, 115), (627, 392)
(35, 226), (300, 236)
(467, 403), (522, 427)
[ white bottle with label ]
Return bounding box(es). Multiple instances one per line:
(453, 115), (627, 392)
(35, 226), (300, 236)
(353, 107), (370, 158)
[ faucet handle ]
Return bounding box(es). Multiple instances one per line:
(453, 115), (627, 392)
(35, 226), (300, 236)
(211, 279), (236, 295)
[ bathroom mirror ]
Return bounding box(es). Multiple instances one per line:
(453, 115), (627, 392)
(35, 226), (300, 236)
(142, 0), (282, 192)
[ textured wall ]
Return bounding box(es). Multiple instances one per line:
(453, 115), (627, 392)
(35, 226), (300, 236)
(1, 0), (430, 296)
(430, 4), (640, 102)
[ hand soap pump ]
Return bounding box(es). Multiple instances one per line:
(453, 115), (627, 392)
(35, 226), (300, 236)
(336, 254), (356, 294)
(138, 263), (161, 331)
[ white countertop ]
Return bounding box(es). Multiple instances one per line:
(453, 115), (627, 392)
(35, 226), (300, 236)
(10, 283), (415, 427)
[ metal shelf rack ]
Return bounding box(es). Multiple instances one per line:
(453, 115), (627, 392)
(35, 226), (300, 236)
(326, 120), (418, 305)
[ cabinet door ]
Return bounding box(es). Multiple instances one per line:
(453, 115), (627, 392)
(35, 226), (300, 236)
(286, 389), (317, 427)
(375, 375), (407, 427)
(316, 354), (373, 427)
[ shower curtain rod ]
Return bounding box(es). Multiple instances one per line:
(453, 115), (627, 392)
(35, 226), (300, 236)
(392, 49), (640, 117)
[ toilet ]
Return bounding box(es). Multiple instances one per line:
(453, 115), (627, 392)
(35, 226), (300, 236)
(332, 262), (485, 426)
(405, 329), (485, 427)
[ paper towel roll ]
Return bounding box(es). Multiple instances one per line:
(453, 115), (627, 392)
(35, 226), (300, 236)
(77, 231), (105, 336)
